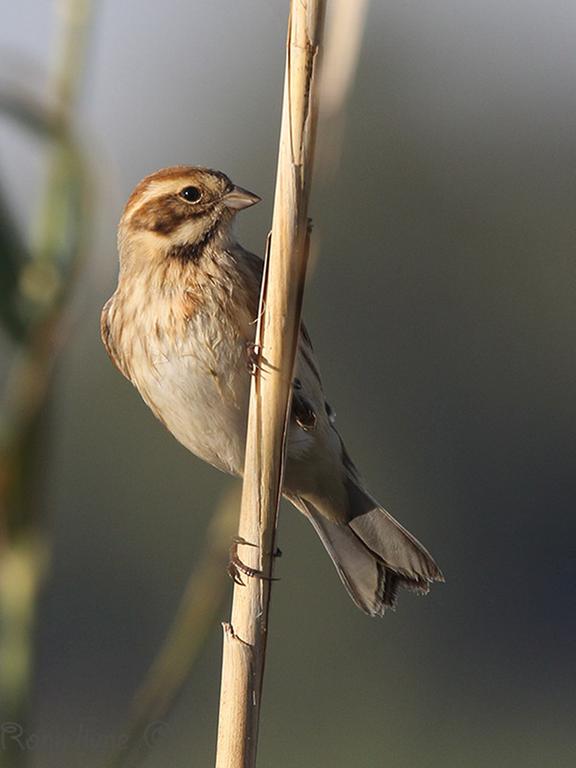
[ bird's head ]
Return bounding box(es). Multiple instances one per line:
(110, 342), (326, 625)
(118, 166), (260, 269)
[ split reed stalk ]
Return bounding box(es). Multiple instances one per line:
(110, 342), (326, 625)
(214, 2), (326, 767)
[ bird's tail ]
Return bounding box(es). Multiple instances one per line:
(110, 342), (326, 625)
(296, 486), (443, 617)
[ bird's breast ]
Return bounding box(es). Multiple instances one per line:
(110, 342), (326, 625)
(111, 278), (254, 475)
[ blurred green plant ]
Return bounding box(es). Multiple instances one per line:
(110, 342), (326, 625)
(0, 173), (28, 343)
(0, 2), (93, 766)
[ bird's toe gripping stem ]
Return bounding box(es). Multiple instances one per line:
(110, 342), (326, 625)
(245, 341), (263, 376)
(228, 536), (281, 586)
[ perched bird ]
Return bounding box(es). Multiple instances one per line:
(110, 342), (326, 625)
(101, 166), (443, 617)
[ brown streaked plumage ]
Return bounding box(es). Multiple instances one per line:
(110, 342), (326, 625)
(101, 166), (443, 616)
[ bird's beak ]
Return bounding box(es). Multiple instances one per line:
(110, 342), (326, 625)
(222, 185), (261, 210)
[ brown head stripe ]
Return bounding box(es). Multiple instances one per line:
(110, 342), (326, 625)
(123, 166), (233, 216)
(129, 193), (209, 235)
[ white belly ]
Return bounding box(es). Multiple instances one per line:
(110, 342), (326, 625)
(131, 315), (251, 476)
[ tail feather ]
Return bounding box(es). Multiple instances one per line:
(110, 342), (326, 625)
(294, 489), (443, 617)
(301, 501), (394, 616)
(349, 500), (443, 585)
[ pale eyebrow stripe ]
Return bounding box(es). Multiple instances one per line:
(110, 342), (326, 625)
(124, 178), (192, 217)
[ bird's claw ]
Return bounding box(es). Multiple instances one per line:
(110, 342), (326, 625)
(227, 536), (281, 586)
(246, 342), (262, 376)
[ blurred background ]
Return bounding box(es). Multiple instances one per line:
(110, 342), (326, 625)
(1, 1), (575, 766)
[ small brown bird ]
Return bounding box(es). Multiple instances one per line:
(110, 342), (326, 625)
(101, 166), (443, 616)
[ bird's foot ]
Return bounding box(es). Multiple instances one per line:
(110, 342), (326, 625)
(246, 342), (263, 377)
(227, 536), (281, 586)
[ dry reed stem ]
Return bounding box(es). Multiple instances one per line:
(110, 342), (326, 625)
(214, 2), (326, 767)
(317, 0), (370, 176)
(320, 0), (369, 118)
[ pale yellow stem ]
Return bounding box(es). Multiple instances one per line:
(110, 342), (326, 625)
(214, 2), (327, 768)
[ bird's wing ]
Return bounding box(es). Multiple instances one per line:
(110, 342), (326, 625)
(236, 245), (334, 433)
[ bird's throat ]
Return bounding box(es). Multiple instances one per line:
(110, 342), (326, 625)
(166, 218), (223, 263)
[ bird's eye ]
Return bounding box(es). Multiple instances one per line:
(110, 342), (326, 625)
(179, 186), (203, 203)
